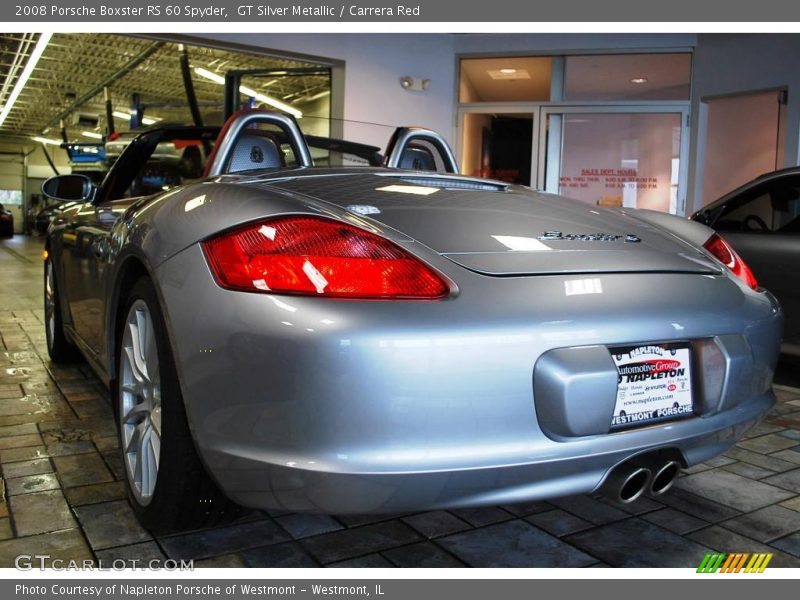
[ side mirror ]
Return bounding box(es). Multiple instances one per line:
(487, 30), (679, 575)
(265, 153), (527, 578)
(42, 174), (94, 202)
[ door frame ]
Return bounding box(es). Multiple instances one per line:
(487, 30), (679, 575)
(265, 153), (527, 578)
(537, 103), (691, 214)
(456, 102), (542, 187)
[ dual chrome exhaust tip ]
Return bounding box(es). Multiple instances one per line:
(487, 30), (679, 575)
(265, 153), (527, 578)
(601, 456), (682, 504)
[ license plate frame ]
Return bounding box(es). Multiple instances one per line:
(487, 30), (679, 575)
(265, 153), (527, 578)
(610, 341), (694, 431)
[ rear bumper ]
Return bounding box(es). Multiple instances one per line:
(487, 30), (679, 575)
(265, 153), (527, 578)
(200, 390), (772, 513)
(155, 244), (783, 513)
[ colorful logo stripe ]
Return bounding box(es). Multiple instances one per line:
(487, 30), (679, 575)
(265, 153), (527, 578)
(697, 552), (772, 573)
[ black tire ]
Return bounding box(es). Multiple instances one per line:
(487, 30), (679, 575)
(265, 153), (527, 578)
(44, 256), (80, 363)
(116, 277), (243, 534)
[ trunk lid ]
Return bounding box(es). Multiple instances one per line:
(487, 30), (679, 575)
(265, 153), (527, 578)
(267, 173), (721, 276)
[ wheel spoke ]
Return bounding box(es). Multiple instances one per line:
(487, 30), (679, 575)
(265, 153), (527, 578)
(126, 420), (142, 454)
(135, 309), (149, 375)
(120, 382), (139, 395)
(150, 404), (162, 436)
(123, 345), (146, 386)
(133, 421), (149, 490)
(144, 326), (159, 387)
(123, 402), (150, 425)
(128, 320), (149, 382)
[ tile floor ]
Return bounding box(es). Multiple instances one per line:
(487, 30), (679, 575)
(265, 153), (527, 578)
(2, 234), (800, 568)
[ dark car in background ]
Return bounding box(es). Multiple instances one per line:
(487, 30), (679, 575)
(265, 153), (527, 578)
(0, 204), (13, 237)
(691, 167), (800, 354)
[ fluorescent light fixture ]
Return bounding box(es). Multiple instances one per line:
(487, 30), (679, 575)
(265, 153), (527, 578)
(112, 110), (157, 126)
(239, 85), (303, 118)
(81, 131), (103, 140)
(194, 67), (225, 85)
(31, 136), (61, 146)
(305, 90), (331, 102)
(499, 68), (517, 74)
(194, 66), (302, 118)
(630, 77), (648, 84)
(0, 33), (52, 127)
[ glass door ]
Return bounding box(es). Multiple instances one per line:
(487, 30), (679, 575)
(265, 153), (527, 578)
(538, 105), (690, 215)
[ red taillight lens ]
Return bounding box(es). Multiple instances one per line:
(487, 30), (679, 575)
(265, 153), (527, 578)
(202, 216), (449, 299)
(703, 233), (758, 290)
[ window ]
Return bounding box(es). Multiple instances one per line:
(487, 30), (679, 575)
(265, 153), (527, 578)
(714, 176), (800, 233)
(459, 57), (552, 103)
(564, 53), (691, 101)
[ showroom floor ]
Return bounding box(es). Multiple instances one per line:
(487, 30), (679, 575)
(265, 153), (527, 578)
(2, 235), (800, 568)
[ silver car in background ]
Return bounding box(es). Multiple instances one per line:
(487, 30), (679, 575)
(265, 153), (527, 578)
(42, 110), (782, 533)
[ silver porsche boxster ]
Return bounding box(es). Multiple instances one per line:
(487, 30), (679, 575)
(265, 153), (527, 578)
(42, 110), (782, 533)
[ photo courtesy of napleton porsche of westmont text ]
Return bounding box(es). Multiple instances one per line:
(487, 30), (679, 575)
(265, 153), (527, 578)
(15, 584), (381, 596)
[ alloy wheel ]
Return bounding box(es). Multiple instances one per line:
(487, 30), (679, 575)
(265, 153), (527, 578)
(119, 300), (162, 505)
(44, 261), (55, 349)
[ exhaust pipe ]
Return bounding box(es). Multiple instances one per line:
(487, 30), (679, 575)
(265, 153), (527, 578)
(649, 460), (681, 496)
(600, 463), (652, 504)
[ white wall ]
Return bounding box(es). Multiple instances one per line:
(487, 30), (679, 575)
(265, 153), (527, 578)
(702, 91), (783, 205)
(197, 34), (457, 150)
(453, 33), (697, 55)
(688, 34), (800, 213)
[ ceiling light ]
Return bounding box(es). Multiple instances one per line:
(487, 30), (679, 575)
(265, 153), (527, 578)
(487, 68), (531, 80)
(239, 85), (303, 118)
(305, 90), (331, 102)
(31, 136), (61, 146)
(0, 33), (52, 127)
(193, 67), (225, 84)
(112, 110), (157, 126)
(630, 77), (648, 84)
(81, 131), (103, 140)
(194, 67), (302, 118)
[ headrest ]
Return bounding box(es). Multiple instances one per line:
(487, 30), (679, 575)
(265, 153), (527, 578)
(227, 135), (283, 173)
(398, 147), (436, 171)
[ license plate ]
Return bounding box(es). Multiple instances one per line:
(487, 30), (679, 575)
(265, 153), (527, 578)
(610, 342), (694, 430)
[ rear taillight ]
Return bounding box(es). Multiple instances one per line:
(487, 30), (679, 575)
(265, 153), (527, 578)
(202, 216), (449, 299)
(703, 233), (758, 290)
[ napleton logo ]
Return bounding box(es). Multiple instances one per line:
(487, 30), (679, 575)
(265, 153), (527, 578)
(697, 552), (773, 573)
